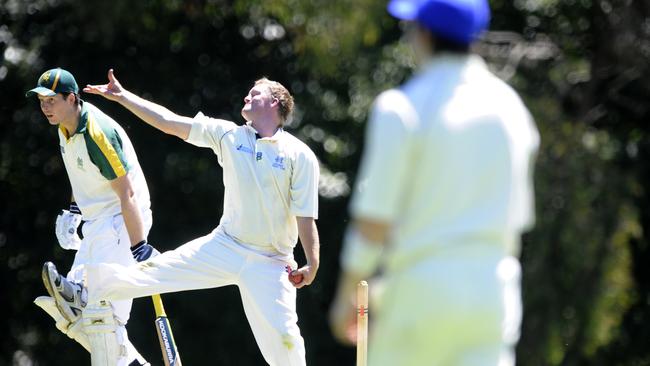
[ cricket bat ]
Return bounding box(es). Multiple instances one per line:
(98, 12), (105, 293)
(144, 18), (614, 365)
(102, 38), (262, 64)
(152, 294), (182, 366)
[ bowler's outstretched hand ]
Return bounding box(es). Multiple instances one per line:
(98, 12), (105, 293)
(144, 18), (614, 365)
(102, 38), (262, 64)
(83, 69), (125, 102)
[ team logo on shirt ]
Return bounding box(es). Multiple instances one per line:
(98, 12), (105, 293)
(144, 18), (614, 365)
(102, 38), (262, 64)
(77, 157), (85, 171)
(236, 144), (254, 154)
(272, 156), (285, 170)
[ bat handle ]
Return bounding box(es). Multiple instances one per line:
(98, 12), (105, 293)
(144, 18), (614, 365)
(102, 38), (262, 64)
(152, 294), (166, 317)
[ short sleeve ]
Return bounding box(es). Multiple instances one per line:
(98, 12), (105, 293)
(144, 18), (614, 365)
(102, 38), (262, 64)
(85, 114), (129, 180)
(350, 89), (418, 221)
(289, 149), (320, 219)
(186, 112), (237, 158)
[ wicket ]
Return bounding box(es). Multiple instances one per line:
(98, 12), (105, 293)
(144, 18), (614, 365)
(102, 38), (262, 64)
(357, 281), (369, 366)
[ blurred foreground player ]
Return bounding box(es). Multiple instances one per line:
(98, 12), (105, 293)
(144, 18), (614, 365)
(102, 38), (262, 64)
(329, 1), (540, 365)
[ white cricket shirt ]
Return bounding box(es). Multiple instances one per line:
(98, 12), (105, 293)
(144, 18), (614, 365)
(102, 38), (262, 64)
(351, 54), (540, 272)
(58, 102), (151, 221)
(186, 113), (319, 257)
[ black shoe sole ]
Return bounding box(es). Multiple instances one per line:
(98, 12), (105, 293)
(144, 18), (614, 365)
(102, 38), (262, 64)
(41, 262), (57, 299)
(41, 262), (78, 323)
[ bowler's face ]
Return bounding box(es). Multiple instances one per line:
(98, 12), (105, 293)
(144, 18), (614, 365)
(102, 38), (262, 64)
(241, 84), (275, 121)
(37, 94), (72, 125)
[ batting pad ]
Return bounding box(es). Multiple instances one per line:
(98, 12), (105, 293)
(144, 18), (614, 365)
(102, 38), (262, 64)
(34, 296), (91, 351)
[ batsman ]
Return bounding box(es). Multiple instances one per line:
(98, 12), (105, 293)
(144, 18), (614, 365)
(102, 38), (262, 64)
(27, 68), (157, 366)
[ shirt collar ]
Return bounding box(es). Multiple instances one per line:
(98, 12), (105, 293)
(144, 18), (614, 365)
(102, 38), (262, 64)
(245, 121), (284, 141)
(58, 101), (88, 139)
(417, 53), (486, 75)
(77, 102), (89, 134)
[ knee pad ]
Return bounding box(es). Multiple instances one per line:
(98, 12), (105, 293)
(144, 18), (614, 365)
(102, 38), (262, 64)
(34, 296), (70, 332)
(83, 301), (126, 366)
(34, 296), (91, 352)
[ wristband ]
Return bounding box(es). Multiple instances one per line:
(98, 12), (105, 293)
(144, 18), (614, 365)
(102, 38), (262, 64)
(340, 227), (384, 277)
(69, 202), (81, 215)
(132, 240), (147, 250)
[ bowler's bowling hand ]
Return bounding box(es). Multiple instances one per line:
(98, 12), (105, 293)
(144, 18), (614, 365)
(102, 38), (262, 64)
(291, 263), (318, 289)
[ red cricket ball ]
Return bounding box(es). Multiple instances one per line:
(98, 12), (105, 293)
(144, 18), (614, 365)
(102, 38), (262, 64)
(289, 271), (303, 285)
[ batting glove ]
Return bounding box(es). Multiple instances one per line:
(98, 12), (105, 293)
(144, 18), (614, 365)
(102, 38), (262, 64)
(55, 203), (82, 250)
(131, 240), (160, 262)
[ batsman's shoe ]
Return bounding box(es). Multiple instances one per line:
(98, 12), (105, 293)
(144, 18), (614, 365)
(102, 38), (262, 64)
(42, 262), (87, 322)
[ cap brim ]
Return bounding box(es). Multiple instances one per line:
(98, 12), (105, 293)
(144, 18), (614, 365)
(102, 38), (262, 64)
(387, 0), (421, 20)
(25, 87), (56, 97)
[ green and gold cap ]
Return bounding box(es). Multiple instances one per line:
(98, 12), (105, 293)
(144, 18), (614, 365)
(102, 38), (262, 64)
(25, 68), (79, 97)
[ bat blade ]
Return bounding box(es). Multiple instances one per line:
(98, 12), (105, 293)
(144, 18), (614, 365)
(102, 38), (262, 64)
(152, 294), (182, 366)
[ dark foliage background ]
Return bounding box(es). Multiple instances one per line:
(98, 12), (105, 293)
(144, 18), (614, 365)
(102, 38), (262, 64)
(2, 0), (649, 365)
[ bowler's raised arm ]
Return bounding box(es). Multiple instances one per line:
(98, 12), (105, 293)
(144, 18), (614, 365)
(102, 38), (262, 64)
(84, 69), (193, 140)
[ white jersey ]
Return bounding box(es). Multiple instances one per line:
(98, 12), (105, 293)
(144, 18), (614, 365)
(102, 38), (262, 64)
(351, 54), (539, 272)
(186, 113), (319, 257)
(58, 102), (151, 221)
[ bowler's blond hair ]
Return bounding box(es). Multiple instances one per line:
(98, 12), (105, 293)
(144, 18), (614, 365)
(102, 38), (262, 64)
(255, 78), (294, 125)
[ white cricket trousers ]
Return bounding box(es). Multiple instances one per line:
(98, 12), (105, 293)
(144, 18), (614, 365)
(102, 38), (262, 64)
(68, 211), (152, 365)
(86, 226), (306, 366)
(369, 244), (522, 366)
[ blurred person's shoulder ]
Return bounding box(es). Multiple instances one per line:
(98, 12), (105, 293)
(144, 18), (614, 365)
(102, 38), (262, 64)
(371, 88), (419, 132)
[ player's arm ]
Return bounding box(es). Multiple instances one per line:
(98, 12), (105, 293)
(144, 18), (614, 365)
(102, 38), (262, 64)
(110, 174), (146, 247)
(330, 89), (415, 344)
(333, 218), (390, 302)
(354, 218), (390, 243)
(338, 218), (390, 281)
(84, 69), (193, 140)
(329, 218), (389, 344)
(293, 216), (320, 288)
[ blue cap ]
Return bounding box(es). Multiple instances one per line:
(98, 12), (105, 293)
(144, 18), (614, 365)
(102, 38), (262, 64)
(387, 0), (490, 45)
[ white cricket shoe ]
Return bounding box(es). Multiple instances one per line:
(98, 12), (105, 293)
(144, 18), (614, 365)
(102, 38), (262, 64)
(41, 262), (87, 323)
